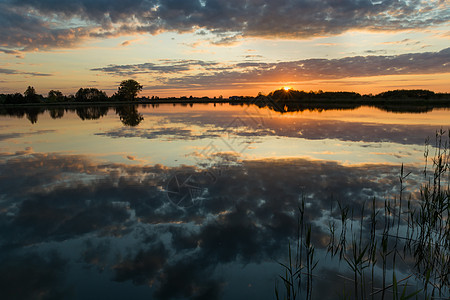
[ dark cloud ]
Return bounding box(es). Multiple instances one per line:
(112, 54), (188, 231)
(91, 60), (220, 76)
(0, 48), (21, 55)
(364, 49), (388, 54)
(243, 54), (264, 59)
(0, 67), (52, 77)
(1, 0), (449, 52)
(210, 33), (243, 46)
(91, 48), (450, 88)
(0, 4), (91, 52)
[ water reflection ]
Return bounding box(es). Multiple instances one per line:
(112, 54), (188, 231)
(247, 99), (437, 114)
(0, 251), (69, 299)
(0, 102), (447, 125)
(115, 105), (144, 127)
(130, 111), (437, 146)
(0, 104), (449, 299)
(49, 107), (65, 119)
(0, 106), (46, 124)
(76, 106), (109, 121)
(0, 151), (425, 299)
(0, 105), (135, 126)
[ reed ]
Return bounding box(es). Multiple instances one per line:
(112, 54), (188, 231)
(276, 129), (449, 299)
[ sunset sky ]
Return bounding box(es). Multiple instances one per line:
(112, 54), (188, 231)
(0, 0), (449, 97)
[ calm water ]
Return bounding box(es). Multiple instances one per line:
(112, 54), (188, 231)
(1, 103), (449, 299)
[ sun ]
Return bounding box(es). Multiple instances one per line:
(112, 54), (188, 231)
(283, 86), (291, 91)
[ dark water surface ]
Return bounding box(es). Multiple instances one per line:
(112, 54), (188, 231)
(1, 104), (449, 299)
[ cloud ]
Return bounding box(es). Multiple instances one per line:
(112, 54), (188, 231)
(1, 0), (449, 52)
(91, 48), (450, 89)
(91, 59), (221, 76)
(210, 33), (243, 46)
(381, 38), (413, 45)
(0, 68), (52, 77)
(0, 4), (92, 52)
(120, 40), (131, 47)
(364, 49), (388, 54)
(243, 54), (263, 59)
(0, 48), (24, 58)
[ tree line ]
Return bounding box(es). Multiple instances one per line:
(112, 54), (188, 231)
(247, 88), (450, 113)
(265, 88), (448, 101)
(0, 79), (143, 104)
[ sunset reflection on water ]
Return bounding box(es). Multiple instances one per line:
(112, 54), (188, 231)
(1, 104), (449, 299)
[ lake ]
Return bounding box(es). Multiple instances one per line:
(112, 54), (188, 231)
(1, 103), (449, 299)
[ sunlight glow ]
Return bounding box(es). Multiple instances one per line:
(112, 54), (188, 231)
(283, 86), (291, 91)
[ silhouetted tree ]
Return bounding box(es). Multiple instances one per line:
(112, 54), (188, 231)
(24, 86), (36, 98)
(268, 88), (308, 101)
(47, 90), (64, 102)
(376, 89), (435, 99)
(115, 80), (143, 101)
(3, 93), (24, 104)
(75, 88), (107, 102)
(24, 86), (42, 103)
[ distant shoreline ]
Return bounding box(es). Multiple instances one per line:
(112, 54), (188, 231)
(1, 97), (450, 108)
(0, 98), (231, 107)
(2, 88), (450, 112)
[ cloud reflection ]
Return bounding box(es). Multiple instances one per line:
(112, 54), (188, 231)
(96, 110), (438, 146)
(0, 251), (70, 299)
(0, 150), (425, 298)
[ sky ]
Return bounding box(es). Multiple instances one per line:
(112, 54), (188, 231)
(0, 0), (449, 97)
